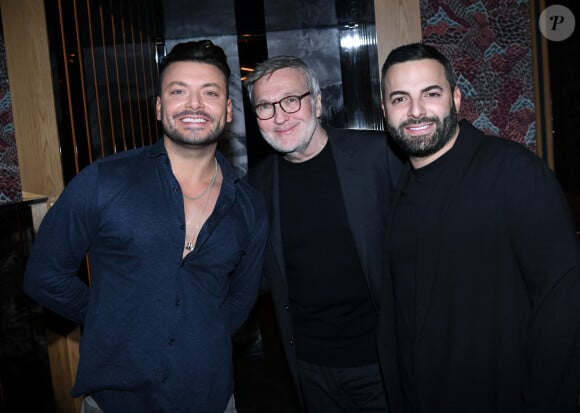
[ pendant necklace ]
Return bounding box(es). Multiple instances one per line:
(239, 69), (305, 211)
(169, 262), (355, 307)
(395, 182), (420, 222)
(184, 158), (218, 251)
(184, 191), (212, 251)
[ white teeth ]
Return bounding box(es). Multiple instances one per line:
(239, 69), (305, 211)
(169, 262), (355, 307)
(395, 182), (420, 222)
(182, 117), (206, 123)
(409, 124), (429, 131)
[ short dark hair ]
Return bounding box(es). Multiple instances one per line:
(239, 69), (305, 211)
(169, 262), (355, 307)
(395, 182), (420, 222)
(381, 42), (457, 96)
(158, 40), (231, 92)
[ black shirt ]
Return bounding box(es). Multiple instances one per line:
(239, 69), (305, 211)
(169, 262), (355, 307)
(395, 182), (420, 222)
(279, 143), (377, 367)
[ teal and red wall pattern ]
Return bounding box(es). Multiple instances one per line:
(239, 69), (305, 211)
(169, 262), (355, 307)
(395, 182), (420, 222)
(420, 0), (536, 152)
(0, 25), (21, 204)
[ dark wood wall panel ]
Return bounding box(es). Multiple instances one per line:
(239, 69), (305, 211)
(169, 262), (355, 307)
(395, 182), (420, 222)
(46, 0), (163, 184)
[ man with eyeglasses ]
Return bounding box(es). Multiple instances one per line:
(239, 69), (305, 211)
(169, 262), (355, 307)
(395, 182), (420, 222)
(244, 55), (403, 412)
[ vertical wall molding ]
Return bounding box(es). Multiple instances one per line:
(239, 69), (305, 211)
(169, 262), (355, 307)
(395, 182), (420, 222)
(374, 0), (422, 79)
(1, 0), (64, 202)
(47, 0), (162, 185)
(529, 0), (553, 167)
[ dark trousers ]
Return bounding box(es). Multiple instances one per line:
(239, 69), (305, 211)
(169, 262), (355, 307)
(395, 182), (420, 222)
(297, 359), (389, 413)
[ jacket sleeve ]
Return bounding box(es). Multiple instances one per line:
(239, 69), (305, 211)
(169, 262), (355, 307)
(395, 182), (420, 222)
(22, 166), (99, 325)
(507, 150), (580, 411)
(228, 193), (269, 334)
(245, 162), (273, 295)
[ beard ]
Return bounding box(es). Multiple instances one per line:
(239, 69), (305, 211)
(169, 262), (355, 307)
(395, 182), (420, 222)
(386, 103), (458, 158)
(262, 116), (318, 156)
(163, 110), (223, 147)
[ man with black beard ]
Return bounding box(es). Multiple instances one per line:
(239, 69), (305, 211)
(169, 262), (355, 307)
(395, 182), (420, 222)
(23, 40), (268, 413)
(376, 42), (580, 413)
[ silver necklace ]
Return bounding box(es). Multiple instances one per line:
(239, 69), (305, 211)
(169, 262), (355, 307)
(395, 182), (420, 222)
(184, 159), (219, 251)
(184, 189), (212, 251)
(183, 158), (218, 201)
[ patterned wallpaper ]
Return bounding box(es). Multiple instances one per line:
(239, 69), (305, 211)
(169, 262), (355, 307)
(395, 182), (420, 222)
(0, 27), (22, 204)
(420, 0), (536, 152)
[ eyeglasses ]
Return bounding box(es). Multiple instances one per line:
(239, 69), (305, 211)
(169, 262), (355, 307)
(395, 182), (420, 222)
(254, 92), (311, 120)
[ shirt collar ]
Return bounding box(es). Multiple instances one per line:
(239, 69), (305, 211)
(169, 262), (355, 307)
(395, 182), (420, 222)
(146, 137), (240, 185)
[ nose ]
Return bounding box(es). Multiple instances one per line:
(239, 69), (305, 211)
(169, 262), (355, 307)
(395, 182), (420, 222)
(186, 91), (203, 109)
(272, 102), (288, 124)
(408, 98), (426, 118)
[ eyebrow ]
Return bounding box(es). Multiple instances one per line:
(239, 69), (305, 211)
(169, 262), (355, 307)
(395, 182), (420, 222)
(388, 84), (443, 99)
(255, 92), (302, 105)
(165, 80), (224, 90)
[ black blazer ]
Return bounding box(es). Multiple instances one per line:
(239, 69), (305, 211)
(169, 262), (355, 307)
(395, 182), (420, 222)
(248, 126), (403, 407)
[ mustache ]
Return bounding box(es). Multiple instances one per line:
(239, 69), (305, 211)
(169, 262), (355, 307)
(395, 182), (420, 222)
(174, 110), (212, 119)
(400, 117), (439, 128)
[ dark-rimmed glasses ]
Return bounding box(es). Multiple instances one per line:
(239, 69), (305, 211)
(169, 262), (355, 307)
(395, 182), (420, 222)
(254, 92), (311, 120)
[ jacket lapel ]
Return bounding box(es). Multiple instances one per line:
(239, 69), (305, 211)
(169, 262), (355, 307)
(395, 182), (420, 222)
(331, 137), (385, 306)
(269, 156), (287, 283)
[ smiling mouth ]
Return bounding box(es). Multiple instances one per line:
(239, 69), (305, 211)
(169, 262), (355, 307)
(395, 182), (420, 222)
(274, 123), (299, 134)
(407, 123), (430, 132)
(181, 117), (207, 124)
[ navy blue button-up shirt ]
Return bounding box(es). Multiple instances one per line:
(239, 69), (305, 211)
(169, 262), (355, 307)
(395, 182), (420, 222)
(23, 139), (268, 412)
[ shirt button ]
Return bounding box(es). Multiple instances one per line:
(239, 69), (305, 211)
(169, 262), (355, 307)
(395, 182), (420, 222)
(175, 299), (181, 306)
(283, 304), (289, 311)
(169, 338), (175, 346)
(289, 338), (294, 345)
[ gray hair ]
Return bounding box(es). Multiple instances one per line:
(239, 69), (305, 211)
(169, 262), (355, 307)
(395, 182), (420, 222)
(243, 55), (320, 105)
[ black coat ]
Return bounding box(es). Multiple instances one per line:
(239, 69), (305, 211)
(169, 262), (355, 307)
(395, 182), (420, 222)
(248, 127), (403, 408)
(378, 120), (580, 413)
